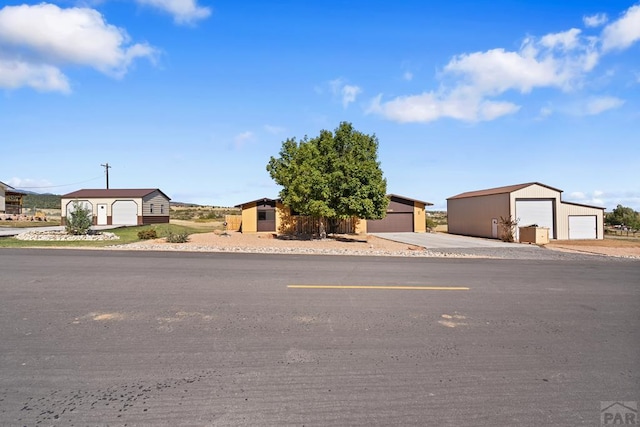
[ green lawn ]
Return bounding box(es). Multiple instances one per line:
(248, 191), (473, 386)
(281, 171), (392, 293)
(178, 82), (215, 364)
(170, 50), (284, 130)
(0, 224), (210, 248)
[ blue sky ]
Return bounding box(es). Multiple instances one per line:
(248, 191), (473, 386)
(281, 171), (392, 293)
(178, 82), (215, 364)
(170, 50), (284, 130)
(1, 1), (639, 211)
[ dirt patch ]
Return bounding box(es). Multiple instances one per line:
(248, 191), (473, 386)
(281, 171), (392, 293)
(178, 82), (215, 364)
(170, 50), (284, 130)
(545, 238), (640, 258)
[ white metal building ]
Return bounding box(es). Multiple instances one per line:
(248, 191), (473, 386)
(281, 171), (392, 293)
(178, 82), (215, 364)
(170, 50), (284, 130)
(447, 182), (604, 240)
(0, 181), (7, 213)
(61, 189), (170, 226)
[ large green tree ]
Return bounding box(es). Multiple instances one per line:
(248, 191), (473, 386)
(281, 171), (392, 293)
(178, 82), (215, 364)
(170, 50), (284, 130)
(267, 122), (388, 231)
(606, 204), (640, 230)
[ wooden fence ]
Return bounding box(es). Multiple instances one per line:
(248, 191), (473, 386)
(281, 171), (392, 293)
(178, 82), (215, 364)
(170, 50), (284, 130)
(224, 215), (242, 232)
(289, 216), (356, 236)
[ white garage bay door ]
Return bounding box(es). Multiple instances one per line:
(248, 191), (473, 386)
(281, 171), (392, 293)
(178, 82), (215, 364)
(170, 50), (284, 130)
(112, 200), (138, 225)
(569, 216), (597, 239)
(515, 200), (554, 238)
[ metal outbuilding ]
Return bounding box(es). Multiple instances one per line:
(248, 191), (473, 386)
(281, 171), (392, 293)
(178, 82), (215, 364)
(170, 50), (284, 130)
(61, 189), (171, 226)
(447, 182), (604, 240)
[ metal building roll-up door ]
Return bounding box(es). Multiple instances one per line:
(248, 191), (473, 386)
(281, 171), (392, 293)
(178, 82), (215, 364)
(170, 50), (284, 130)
(515, 200), (554, 239)
(569, 216), (597, 239)
(367, 212), (414, 233)
(112, 200), (138, 225)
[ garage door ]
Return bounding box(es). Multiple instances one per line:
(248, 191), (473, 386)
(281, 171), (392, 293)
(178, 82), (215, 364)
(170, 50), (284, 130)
(112, 200), (138, 225)
(569, 216), (596, 239)
(66, 200), (92, 216)
(367, 213), (413, 233)
(515, 200), (554, 239)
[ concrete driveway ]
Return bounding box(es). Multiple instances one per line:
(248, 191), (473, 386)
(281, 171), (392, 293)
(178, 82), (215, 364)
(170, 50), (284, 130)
(371, 232), (529, 249)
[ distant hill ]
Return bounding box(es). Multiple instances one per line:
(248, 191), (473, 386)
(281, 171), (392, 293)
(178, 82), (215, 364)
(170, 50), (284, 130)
(22, 193), (62, 209)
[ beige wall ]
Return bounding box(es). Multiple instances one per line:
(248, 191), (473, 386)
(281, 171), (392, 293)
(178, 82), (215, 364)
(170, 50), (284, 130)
(241, 202), (258, 233)
(413, 202), (426, 233)
(62, 198), (144, 217)
(510, 184), (561, 239)
(557, 203), (604, 240)
(447, 193), (510, 238)
(275, 202), (290, 234)
(0, 186), (5, 212)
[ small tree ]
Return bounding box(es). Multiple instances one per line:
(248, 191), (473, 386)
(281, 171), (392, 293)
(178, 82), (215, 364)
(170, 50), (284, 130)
(66, 200), (92, 235)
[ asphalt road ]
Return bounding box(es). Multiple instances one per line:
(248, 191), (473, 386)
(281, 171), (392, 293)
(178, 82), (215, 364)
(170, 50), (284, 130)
(0, 249), (638, 426)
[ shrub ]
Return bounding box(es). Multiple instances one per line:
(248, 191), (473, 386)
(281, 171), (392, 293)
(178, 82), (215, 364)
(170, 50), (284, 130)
(166, 231), (189, 243)
(499, 216), (519, 242)
(138, 229), (158, 240)
(66, 200), (92, 235)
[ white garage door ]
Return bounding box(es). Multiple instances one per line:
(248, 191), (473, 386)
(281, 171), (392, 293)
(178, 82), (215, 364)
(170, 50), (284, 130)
(515, 200), (554, 238)
(66, 200), (92, 216)
(569, 216), (597, 239)
(112, 200), (138, 225)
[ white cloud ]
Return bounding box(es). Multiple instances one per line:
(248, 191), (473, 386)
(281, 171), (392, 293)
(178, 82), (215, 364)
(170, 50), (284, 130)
(583, 13), (608, 28)
(6, 177), (55, 189)
(367, 90), (520, 123)
(135, 0), (211, 25)
(341, 84), (362, 108)
(234, 131), (254, 148)
(403, 71), (413, 81)
(329, 78), (362, 108)
(540, 28), (582, 51)
(0, 3), (157, 92)
(264, 125), (286, 135)
(585, 96), (625, 115)
(602, 4), (640, 51)
(368, 4), (640, 124)
(0, 58), (70, 93)
(569, 191), (586, 199)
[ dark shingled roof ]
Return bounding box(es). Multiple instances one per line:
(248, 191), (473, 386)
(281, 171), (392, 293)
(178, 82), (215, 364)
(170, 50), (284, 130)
(62, 188), (170, 200)
(447, 182), (563, 200)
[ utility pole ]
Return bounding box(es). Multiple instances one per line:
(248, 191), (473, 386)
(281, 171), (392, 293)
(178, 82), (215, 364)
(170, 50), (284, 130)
(100, 163), (111, 189)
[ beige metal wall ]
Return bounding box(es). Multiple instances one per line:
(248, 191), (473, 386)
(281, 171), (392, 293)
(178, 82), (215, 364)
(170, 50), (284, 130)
(413, 202), (426, 233)
(62, 197), (145, 217)
(557, 203), (604, 240)
(510, 184), (561, 239)
(447, 193), (510, 238)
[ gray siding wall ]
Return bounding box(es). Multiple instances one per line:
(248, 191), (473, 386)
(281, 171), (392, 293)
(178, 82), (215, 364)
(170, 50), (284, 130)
(447, 193), (510, 238)
(142, 191), (170, 216)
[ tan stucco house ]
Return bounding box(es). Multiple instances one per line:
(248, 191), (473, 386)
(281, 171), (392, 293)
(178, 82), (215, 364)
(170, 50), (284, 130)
(447, 182), (604, 240)
(235, 194), (432, 234)
(61, 189), (170, 226)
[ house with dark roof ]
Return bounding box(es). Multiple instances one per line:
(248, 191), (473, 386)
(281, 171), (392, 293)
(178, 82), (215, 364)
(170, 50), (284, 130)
(447, 182), (604, 240)
(234, 194), (432, 234)
(61, 189), (171, 226)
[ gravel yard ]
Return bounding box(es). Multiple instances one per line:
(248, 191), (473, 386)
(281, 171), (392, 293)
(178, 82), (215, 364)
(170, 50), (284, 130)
(109, 231), (639, 261)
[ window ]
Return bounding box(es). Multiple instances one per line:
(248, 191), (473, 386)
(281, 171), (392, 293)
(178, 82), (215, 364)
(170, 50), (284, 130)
(150, 204), (154, 213)
(258, 211), (267, 221)
(160, 205), (164, 214)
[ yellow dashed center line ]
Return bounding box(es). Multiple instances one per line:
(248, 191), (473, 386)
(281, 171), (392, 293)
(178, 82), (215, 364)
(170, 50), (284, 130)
(287, 285), (469, 291)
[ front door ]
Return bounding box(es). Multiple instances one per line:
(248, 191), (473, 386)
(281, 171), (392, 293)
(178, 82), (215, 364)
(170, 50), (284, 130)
(97, 204), (108, 225)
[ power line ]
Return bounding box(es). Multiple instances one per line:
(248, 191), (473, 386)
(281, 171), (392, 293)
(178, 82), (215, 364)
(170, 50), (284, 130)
(12, 176), (104, 189)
